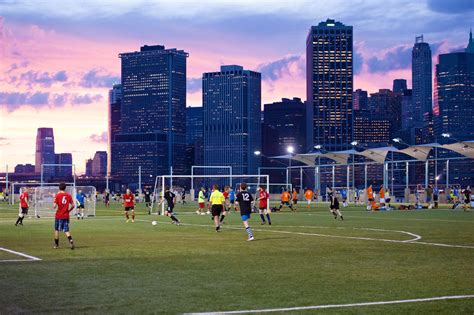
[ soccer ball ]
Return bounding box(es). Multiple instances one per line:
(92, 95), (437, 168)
(152, 221), (157, 226)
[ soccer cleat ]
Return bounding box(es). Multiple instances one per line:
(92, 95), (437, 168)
(268, 222), (272, 225)
(53, 245), (59, 249)
(261, 221), (266, 225)
(126, 219), (130, 223)
(132, 219), (135, 223)
(341, 216), (344, 221)
(206, 211), (210, 215)
(247, 236), (254, 241)
(176, 221), (181, 226)
(70, 242), (75, 250)
(196, 210), (200, 215)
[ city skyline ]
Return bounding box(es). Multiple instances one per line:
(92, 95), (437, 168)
(0, 0), (473, 173)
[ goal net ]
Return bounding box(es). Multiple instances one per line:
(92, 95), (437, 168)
(34, 185), (96, 218)
(151, 174), (270, 215)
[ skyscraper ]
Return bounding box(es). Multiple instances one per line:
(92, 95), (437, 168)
(185, 106), (204, 171)
(108, 83), (122, 176)
(435, 36), (474, 140)
(92, 151), (107, 177)
(368, 89), (402, 136)
(202, 65), (261, 175)
(306, 19), (353, 151)
(412, 35), (432, 124)
(35, 128), (55, 179)
(262, 98), (306, 156)
(392, 79), (407, 93)
(353, 89), (368, 111)
(54, 153), (73, 179)
(111, 45), (188, 186)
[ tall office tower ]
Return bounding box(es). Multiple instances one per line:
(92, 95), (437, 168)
(35, 128), (55, 179)
(54, 153), (73, 179)
(108, 83), (122, 176)
(412, 35), (432, 124)
(91, 151), (107, 177)
(353, 89), (368, 111)
(262, 98), (306, 156)
(306, 19), (353, 151)
(401, 89), (413, 130)
(202, 65), (261, 175)
(368, 89), (402, 136)
(393, 79), (407, 93)
(112, 45), (188, 186)
(185, 106), (204, 171)
(85, 159), (93, 177)
(435, 35), (474, 141)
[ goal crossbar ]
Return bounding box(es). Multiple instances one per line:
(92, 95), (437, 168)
(152, 174), (270, 215)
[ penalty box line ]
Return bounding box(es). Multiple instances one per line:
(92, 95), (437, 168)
(0, 247), (42, 262)
(185, 294), (474, 314)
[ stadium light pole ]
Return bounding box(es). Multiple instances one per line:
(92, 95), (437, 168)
(287, 146), (295, 189)
(350, 141), (357, 193)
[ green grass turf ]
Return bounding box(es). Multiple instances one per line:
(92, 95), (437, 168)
(0, 201), (473, 314)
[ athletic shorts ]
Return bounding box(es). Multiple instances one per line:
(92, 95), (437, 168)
(230, 200), (235, 204)
(166, 205), (175, 213)
(368, 198), (374, 202)
(211, 204), (223, 217)
(281, 201), (290, 206)
(241, 213), (251, 221)
(55, 219), (70, 232)
(124, 206), (134, 211)
(258, 206), (267, 214)
(78, 204), (85, 209)
(379, 198), (385, 204)
(426, 196), (432, 202)
(199, 202), (205, 209)
(21, 207), (28, 214)
(465, 198), (470, 204)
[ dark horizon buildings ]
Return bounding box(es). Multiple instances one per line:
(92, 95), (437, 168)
(35, 128), (55, 179)
(202, 65), (261, 175)
(185, 106), (204, 171)
(110, 45), (188, 187)
(306, 19), (353, 152)
(262, 97), (307, 156)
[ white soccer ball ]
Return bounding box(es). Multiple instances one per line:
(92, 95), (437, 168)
(152, 221), (157, 226)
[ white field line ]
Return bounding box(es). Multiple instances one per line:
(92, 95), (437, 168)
(184, 294), (474, 314)
(0, 247), (42, 262)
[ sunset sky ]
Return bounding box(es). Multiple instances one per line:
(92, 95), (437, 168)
(0, 0), (472, 174)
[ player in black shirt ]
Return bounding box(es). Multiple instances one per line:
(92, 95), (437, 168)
(144, 189), (152, 214)
(328, 187), (343, 220)
(159, 186), (181, 225)
(235, 182), (255, 241)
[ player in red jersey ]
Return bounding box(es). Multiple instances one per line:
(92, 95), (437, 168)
(220, 186), (230, 224)
(53, 183), (75, 249)
(15, 187), (29, 226)
(123, 188), (136, 223)
(257, 185), (272, 225)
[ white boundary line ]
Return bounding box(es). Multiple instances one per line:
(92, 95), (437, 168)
(0, 247), (42, 262)
(185, 294), (474, 314)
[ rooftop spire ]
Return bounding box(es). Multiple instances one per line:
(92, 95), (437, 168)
(466, 28), (474, 53)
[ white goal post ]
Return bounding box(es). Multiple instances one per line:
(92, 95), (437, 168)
(34, 185), (96, 218)
(151, 174), (270, 215)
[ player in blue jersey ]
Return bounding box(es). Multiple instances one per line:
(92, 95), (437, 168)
(229, 188), (236, 212)
(75, 190), (86, 220)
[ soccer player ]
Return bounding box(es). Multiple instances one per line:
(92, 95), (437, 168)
(235, 183), (255, 241)
(75, 189), (86, 220)
(292, 188), (298, 211)
(278, 189), (293, 211)
(328, 187), (343, 220)
(257, 185), (271, 225)
(181, 190), (186, 204)
(379, 186), (385, 209)
(425, 185), (433, 209)
(123, 188), (135, 223)
(143, 188), (152, 214)
(341, 188), (348, 207)
(366, 185), (374, 210)
(104, 190), (110, 207)
(53, 183), (75, 249)
(304, 188), (313, 209)
(160, 186), (181, 224)
(463, 186), (471, 211)
(229, 188), (236, 212)
(220, 186), (230, 224)
(15, 187), (29, 226)
(196, 187), (206, 215)
(209, 184), (225, 232)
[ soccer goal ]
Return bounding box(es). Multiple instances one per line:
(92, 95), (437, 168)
(9, 182), (73, 206)
(34, 185), (96, 218)
(151, 174), (270, 215)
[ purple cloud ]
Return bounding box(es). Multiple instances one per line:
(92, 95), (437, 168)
(89, 131), (108, 143)
(80, 69), (119, 88)
(427, 0), (474, 14)
(257, 55), (305, 81)
(187, 77), (201, 93)
(19, 70), (68, 87)
(70, 94), (103, 105)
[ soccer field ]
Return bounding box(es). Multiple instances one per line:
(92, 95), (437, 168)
(1, 201), (473, 314)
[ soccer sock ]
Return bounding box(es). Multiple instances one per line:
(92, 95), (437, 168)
(220, 215), (225, 223)
(15, 217), (21, 225)
(336, 210), (342, 217)
(67, 235), (73, 243)
(132, 213), (135, 220)
(20, 216), (24, 223)
(125, 213), (129, 219)
(260, 214), (266, 222)
(245, 227), (253, 238)
(170, 215), (179, 223)
(266, 214), (271, 224)
(54, 238), (59, 246)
